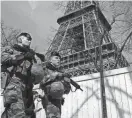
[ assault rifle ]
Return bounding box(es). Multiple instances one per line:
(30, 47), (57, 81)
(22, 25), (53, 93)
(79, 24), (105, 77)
(41, 72), (83, 92)
(41, 62), (83, 92)
(13, 44), (45, 62)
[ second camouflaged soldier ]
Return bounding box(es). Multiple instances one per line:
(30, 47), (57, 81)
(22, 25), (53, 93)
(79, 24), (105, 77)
(40, 51), (71, 118)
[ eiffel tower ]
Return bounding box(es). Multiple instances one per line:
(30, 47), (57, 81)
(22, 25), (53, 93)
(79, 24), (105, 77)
(46, 1), (129, 77)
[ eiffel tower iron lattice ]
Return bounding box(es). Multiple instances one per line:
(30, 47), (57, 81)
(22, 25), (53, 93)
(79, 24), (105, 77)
(46, 1), (129, 77)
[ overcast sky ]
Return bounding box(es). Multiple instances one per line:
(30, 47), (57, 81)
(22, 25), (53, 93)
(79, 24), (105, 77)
(1, 1), (64, 53)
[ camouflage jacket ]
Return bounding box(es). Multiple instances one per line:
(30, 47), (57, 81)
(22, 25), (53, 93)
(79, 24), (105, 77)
(40, 62), (71, 95)
(1, 45), (33, 85)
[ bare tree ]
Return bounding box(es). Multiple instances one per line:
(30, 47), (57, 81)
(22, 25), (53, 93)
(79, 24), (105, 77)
(54, 1), (67, 13)
(99, 1), (132, 53)
(1, 21), (21, 48)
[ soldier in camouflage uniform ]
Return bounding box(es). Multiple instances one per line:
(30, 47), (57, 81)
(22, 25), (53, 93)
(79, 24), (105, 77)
(1, 33), (36, 118)
(40, 51), (71, 118)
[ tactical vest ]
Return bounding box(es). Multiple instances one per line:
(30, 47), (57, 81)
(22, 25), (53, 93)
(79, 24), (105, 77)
(41, 62), (71, 99)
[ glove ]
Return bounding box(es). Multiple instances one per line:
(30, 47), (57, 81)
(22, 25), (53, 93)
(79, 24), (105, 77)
(57, 72), (63, 77)
(24, 51), (35, 60)
(55, 72), (63, 78)
(63, 73), (71, 78)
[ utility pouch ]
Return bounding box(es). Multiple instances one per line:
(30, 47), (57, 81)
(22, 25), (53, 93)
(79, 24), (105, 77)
(1, 72), (10, 90)
(3, 84), (18, 107)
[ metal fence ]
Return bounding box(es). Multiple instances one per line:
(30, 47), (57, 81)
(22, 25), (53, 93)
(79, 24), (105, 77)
(61, 66), (132, 118)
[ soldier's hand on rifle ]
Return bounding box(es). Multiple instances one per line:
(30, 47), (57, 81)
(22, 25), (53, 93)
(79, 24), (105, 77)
(50, 72), (63, 81)
(51, 72), (61, 77)
(56, 72), (63, 77)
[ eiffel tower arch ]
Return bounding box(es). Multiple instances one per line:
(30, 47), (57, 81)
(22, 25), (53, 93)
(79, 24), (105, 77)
(44, 1), (132, 118)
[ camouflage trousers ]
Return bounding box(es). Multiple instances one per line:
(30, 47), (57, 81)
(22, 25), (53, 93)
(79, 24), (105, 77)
(2, 77), (27, 118)
(42, 96), (61, 118)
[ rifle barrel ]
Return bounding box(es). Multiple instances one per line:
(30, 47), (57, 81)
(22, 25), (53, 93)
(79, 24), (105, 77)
(70, 79), (83, 91)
